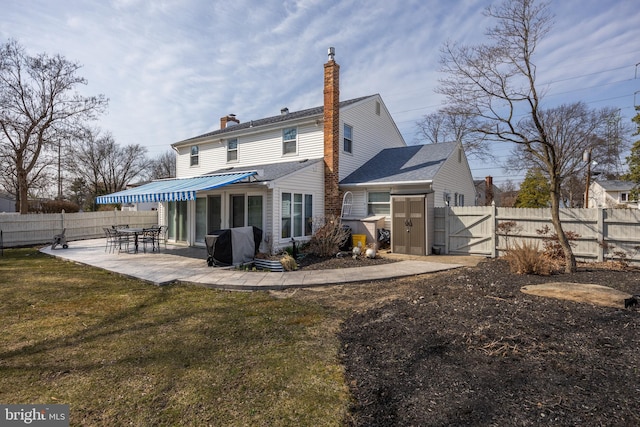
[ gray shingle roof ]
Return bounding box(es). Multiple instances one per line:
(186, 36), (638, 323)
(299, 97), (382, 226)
(341, 142), (458, 185)
(207, 158), (323, 182)
(595, 180), (636, 191)
(178, 95), (376, 143)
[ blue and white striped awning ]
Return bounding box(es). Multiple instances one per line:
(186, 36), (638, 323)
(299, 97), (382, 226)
(96, 172), (256, 204)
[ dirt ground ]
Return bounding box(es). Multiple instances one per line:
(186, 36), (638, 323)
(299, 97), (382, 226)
(279, 255), (640, 426)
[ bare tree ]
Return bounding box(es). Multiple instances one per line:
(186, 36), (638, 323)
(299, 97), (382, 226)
(499, 180), (518, 207)
(148, 150), (176, 180)
(438, 0), (600, 272)
(66, 129), (150, 209)
(415, 109), (493, 160)
(504, 103), (624, 206)
(0, 39), (108, 213)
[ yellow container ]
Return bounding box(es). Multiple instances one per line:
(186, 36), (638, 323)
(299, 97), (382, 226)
(352, 234), (366, 248)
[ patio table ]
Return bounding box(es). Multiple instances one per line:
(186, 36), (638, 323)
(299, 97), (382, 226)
(117, 228), (145, 253)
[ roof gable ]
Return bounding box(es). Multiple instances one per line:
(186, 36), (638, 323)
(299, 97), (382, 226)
(341, 142), (458, 185)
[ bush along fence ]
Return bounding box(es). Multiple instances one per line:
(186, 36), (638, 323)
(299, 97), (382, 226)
(434, 205), (640, 265)
(0, 210), (159, 248)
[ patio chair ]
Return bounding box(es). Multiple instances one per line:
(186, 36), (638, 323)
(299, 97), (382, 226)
(141, 227), (159, 253)
(156, 225), (167, 250)
(106, 228), (131, 253)
(116, 230), (132, 253)
(104, 227), (117, 253)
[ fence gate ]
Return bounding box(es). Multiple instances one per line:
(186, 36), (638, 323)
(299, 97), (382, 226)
(391, 196), (426, 255)
(445, 206), (495, 256)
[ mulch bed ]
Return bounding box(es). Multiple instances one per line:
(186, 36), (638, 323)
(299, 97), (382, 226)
(295, 252), (397, 270)
(338, 258), (640, 426)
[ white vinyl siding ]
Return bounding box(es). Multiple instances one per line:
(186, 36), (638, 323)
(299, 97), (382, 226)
(431, 144), (476, 208)
(273, 162), (324, 246)
(176, 122), (324, 178)
(339, 96), (405, 180)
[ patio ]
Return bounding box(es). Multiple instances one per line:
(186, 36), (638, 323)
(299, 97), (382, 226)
(39, 238), (466, 290)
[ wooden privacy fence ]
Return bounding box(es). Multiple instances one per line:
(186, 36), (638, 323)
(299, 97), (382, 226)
(0, 210), (159, 248)
(434, 206), (640, 264)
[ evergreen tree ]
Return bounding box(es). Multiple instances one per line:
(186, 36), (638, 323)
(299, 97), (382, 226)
(624, 108), (640, 200)
(515, 169), (550, 208)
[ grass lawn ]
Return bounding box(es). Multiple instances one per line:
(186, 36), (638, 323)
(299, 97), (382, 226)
(0, 248), (350, 426)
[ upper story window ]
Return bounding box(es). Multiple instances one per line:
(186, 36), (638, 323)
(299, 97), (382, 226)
(283, 127), (297, 155)
(621, 192), (629, 202)
(343, 124), (353, 154)
(375, 101), (381, 116)
(227, 138), (238, 162)
(190, 145), (199, 166)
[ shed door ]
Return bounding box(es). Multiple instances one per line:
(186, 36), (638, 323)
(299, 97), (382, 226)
(392, 196), (426, 255)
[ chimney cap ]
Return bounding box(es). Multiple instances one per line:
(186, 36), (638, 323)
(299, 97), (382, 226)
(281, 107), (289, 115)
(328, 47), (335, 61)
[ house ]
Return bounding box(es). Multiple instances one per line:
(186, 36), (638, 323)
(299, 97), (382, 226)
(0, 193), (16, 213)
(588, 180), (639, 208)
(97, 48), (475, 255)
(474, 176), (502, 206)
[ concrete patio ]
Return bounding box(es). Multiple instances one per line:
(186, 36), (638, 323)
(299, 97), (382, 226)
(39, 238), (478, 291)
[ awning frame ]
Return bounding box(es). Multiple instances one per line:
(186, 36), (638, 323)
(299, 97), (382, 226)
(96, 171), (257, 204)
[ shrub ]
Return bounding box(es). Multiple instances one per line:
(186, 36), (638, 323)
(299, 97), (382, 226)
(280, 254), (298, 271)
(503, 241), (553, 275)
(306, 216), (350, 258)
(29, 199), (81, 213)
(535, 225), (580, 260)
(497, 220), (522, 250)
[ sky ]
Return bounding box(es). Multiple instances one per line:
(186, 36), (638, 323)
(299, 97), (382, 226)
(3, 0), (639, 186)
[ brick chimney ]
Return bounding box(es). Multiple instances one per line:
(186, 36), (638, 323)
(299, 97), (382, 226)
(485, 176), (494, 206)
(323, 47), (341, 217)
(220, 114), (239, 129)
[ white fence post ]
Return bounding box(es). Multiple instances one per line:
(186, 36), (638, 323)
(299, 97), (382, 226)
(444, 206), (450, 255)
(597, 208), (605, 262)
(490, 201), (497, 258)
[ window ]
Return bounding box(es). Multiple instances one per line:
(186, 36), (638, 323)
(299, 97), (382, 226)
(343, 124), (353, 153)
(282, 193), (291, 238)
(227, 138), (238, 162)
(458, 194), (465, 207)
(368, 192), (390, 215)
(248, 195), (263, 229)
(229, 194), (263, 229)
(621, 193), (629, 202)
(283, 127), (297, 154)
(375, 101), (381, 116)
(282, 192), (313, 238)
(305, 194), (313, 236)
(190, 145), (199, 166)
(230, 194), (245, 228)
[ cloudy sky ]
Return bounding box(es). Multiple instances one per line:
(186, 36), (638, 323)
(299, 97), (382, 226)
(3, 0), (639, 184)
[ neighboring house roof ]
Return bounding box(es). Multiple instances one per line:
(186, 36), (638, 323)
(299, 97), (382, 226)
(341, 142), (458, 185)
(593, 180), (636, 192)
(207, 158), (323, 182)
(176, 95), (376, 144)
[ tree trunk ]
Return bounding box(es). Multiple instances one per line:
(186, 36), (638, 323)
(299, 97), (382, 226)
(17, 168), (29, 214)
(549, 185), (577, 273)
